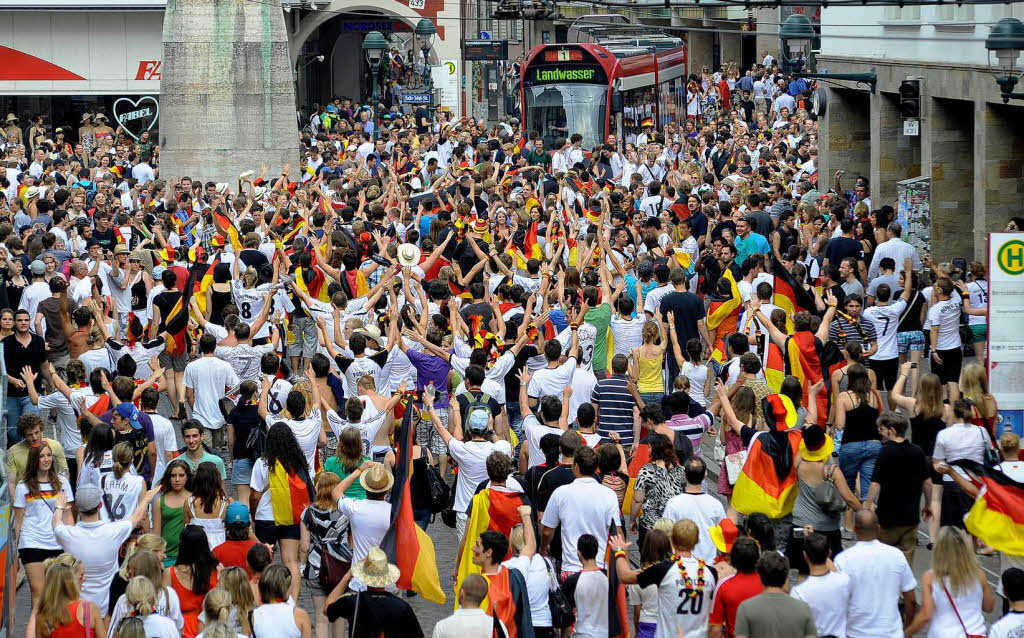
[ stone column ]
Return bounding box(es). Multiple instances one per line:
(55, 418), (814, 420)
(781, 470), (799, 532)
(818, 87), (870, 195)
(874, 91), (921, 207)
(976, 101), (1024, 261)
(928, 97), (975, 262)
(160, 0), (300, 185)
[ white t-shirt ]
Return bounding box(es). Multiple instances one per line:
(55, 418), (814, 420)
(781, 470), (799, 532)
(791, 570), (852, 638)
(1000, 460), (1024, 482)
(610, 315), (645, 356)
(99, 471), (145, 523)
(140, 614), (180, 638)
(55, 519), (134, 614)
(231, 282), (276, 339)
(249, 458), (275, 521)
(527, 357), (577, 402)
(38, 390), (80, 458)
(933, 422), (990, 482)
(989, 611), (1024, 638)
(277, 409), (323, 472)
(184, 356), (240, 429)
(540, 477), (620, 572)
(570, 569), (609, 638)
(835, 539), (917, 638)
(109, 586), (185, 635)
(149, 412), (178, 484)
(338, 497), (391, 591)
(661, 492), (727, 563)
(863, 298), (907, 361)
(966, 280), (988, 327)
(635, 556), (718, 638)
(556, 325), (597, 372)
(522, 415), (564, 470)
(502, 554), (553, 627)
(15, 477), (74, 550)
(627, 583), (659, 624)
(927, 298), (963, 351)
(448, 439), (513, 514)
(265, 377), (292, 421)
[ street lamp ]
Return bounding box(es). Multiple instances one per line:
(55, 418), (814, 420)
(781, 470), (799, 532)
(986, 17), (1024, 103)
(415, 18), (436, 117)
(779, 13), (877, 93)
(363, 30), (388, 140)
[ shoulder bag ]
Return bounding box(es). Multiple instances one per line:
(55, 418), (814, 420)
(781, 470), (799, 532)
(941, 581), (985, 638)
(317, 513), (352, 593)
(813, 463), (848, 514)
(543, 556), (575, 629)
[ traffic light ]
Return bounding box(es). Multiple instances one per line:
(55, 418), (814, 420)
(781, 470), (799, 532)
(899, 79), (921, 118)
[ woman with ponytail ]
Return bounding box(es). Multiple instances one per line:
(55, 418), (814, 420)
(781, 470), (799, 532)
(124, 576), (178, 638)
(100, 442), (146, 525)
(108, 545), (185, 637)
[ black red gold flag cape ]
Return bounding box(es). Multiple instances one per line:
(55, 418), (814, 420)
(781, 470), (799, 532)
(731, 428), (803, 519)
(772, 257), (817, 331)
(621, 439), (652, 515)
(706, 268), (741, 363)
(380, 408), (446, 603)
(480, 566), (533, 638)
(455, 488), (525, 606)
(607, 520), (630, 638)
(163, 252), (200, 355)
(953, 460), (1024, 556)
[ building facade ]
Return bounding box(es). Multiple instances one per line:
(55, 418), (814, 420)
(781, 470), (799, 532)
(815, 4), (1024, 262)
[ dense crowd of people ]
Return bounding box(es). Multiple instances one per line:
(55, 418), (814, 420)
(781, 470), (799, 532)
(3, 54), (1024, 638)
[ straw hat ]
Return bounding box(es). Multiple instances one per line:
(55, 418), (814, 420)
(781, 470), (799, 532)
(799, 425), (834, 463)
(359, 463), (394, 494)
(353, 324), (383, 346)
(351, 547), (400, 588)
(5, 113), (17, 123)
(396, 243), (421, 267)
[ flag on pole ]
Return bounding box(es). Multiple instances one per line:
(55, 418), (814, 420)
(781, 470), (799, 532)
(212, 211), (242, 251)
(954, 460), (1024, 556)
(380, 408), (447, 604)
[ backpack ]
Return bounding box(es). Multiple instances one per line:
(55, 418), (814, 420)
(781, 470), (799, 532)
(425, 462), (450, 514)
(461, 391), (493, 432)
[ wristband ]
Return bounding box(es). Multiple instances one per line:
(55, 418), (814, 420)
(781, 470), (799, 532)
(570, 323), (579, 330)
(614, 549), (627, 559)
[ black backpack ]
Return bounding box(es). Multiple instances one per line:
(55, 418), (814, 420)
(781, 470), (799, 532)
(425, 463), (450, 514)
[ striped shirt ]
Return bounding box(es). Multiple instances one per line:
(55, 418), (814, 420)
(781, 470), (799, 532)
(591, 375), (638, 444)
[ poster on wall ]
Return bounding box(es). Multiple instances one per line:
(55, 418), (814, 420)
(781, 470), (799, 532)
(431, 60), (460, 116)
(897, 176), (931, 258)
(988, 233), (1024, 437)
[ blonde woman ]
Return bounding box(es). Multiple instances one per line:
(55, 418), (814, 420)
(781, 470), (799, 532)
(959, 363), (998, 439)
(903, 527), (994, 638)
(101, 442), (146, 525)
(300, 471), (346, 638)
(197, 621), (245, 638)
(35, 563), (106, 638)
(204, 567), (256, 637)
(197, 584), (251, 637)
(630, 313), (683, 407)
(111, 617), (145, 638)
(890, 363), (952, 546)
(124, 576), (179, 638)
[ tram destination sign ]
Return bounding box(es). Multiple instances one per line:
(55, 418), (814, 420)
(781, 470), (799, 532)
(529, 65), (605, 84)
(464, 39), (508, 61)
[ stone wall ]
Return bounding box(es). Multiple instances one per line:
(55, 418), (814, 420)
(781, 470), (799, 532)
(929, 97), (974, 261)
(872, 91), (921, 208)
(819, 87), (871, 194)
(979, 103), (1024, 247)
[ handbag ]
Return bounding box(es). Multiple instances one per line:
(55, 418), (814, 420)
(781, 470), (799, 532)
(978, 425), (999, 467)
(941, 581), (985, 638)
(725, 450), (748, 485)
(813, 463), (848, 514)
(317, 513), (352, 593)
(425, 463), (451, 514)
(543, 557), (575, 629)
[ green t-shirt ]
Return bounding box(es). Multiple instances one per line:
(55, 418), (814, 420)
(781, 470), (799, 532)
(587, 302), (612, 372)
(323, 456), (371, 500)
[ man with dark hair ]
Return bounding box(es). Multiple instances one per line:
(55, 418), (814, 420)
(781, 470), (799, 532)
(990, 568), (1024, 637)
(562, 533), (608, 638)
(212, 502), (259, 570)
(791, 532), (852, 638)
(184, 332), (240, 452)
(468, 528), (535, 638)
(709, 537), (762, 638)
(829, 293), (877, 357)
(734, 553), (815, 638)
(175, 418), (227, 479)
(662, 456), (726, 562)
(660, 266), (711, 383)
(3, 308), (46, 444)
(591, 353), (639, 446)
(540, 445), (620, 577)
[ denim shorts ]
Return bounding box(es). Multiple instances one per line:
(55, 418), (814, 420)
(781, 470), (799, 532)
(897, 330), (925, 354)
(232, 457), (254, 485)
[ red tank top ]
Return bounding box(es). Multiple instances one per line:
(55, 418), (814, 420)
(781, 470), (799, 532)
(49, 601), (88, 638)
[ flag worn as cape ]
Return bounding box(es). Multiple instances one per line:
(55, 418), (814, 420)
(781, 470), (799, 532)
(87, 394), (111, 417)
(192, 255), (220, 316)
(524, 220), (542, 261)
(455, 489), (525, 609)
(706, 267), (742, 363)
(481, 566), (533, 638)
(163, 257), (200, 355)
(212, 211), (242, 251)
(621, 439), (652, 515)
(608, 520), (630, 638)
(772, 257), (816, 331)
(763, 338), (786, 393)
(380, 408), (446, 604)
(954, 460), (1024, 556)
(268, 460), (314, 526)
(731, 428), (803, 518)
(297, 264), (330, 303)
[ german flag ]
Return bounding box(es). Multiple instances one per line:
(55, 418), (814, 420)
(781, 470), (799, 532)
(455, 489), (525, 607)
(772, 257), (816, 332)
(763, 338), (786, 393)
(583, 207), (602, 224)
(731, 428), (803, 519)
(608, 521), (631, 638)
(479, 565), (532, 638)
(381, 408), (446, 604)
(706, 268), (742, 363)
(296, 264), (330, 303)
(621, 438), (652, 515)
(955, 460), (1024, 555)
(212, 210), (242, 251)
(86, 394), (111, 418)
(268, 460), (314, 526)
(524, 220), (542, 262)
(192, 255), (221, 316)
(163, 258), (199, 355)
(283, 219), (307, 244)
